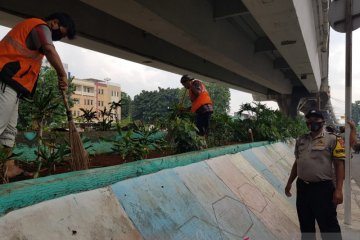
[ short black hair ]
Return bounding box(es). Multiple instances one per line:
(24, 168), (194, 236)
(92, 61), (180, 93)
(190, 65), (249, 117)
(305, 109), (324, 120)
(181, 74), (194, 83)
(44, 12), (76, 39)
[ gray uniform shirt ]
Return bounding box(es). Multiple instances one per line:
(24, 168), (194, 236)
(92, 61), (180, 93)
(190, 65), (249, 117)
(295, 130), (345, 182)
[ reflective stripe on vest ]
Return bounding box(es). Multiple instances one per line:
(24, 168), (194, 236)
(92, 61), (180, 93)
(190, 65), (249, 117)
(2, 35), (43, 61)
(0, 18), (45, 94)
(189, 80), (212, 113)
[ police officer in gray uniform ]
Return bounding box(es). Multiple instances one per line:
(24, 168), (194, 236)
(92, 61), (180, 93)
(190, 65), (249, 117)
(285, 109), (345, 240)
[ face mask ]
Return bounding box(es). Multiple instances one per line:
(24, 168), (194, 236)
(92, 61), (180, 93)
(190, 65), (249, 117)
(51, 28), (63, 41)
(308, 122), (323, 132)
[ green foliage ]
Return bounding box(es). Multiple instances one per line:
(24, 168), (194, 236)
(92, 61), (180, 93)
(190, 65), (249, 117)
(204, 82), (230, 114)
(109, 99), (123, 132)
(233, 102), (307, 142)
(166, 117), (206, 153)
(97, 107), (113, 131)
(0, 148), (22, 183)
(18, 67), (75, 130)
(34, 142), (70, 176)
(108, 121), (166, 161)
(79, 107), (98, 123)
(120, 92), (132, 119)
(352, 101), (360, 127)
(207, 113), (235, 147)
(181, 82), (230, 114)
(132, 87), (181, 123)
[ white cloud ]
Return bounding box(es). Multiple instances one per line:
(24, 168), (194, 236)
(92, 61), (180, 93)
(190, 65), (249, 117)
(329, 28), (360, 118)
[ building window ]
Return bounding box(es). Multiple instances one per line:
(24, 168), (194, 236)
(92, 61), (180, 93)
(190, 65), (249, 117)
(90, 100), (93, 105)
(73, 98), (80, 104)
(84, 99), (86, 105)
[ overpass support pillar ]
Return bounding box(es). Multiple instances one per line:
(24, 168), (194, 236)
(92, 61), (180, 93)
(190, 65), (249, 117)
(276, 87), (310, 118)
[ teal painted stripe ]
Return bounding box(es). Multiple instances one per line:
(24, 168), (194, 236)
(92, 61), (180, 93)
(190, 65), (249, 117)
(0, 141), (268, 216)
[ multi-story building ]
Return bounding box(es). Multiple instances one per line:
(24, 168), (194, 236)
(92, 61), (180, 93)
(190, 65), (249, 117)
(71, 78), (121, 122)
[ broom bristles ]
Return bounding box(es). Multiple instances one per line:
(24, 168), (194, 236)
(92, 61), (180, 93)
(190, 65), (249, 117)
(68, 121), (89, 170)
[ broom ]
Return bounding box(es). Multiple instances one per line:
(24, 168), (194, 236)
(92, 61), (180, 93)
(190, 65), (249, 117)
(61, 90), (89, 170)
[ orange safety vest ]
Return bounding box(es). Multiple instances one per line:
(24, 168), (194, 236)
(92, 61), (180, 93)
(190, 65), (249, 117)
(189, 80), (212, 113)
(0, 18), (46, 96)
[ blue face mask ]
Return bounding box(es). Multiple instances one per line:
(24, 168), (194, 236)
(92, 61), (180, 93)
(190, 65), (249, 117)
(308, 122), (324, 132)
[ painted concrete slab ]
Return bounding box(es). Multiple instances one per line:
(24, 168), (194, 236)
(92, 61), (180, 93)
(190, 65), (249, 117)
(228, 153), (298, 221)
(175, 159), (277, 239)
(174, 161), (238, 223)
(241, 149), (286, 197)
(207, 155), (300, 239)
(0, 188), (143, 240)
(253, 147), (289, 182)
(111, 168), (215, 239)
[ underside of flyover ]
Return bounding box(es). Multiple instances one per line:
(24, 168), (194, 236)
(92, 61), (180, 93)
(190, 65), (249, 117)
(0, 0), (336, 122)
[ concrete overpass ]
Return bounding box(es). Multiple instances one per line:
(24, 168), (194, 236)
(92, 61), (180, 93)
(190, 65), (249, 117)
(0, 0), (335, 120)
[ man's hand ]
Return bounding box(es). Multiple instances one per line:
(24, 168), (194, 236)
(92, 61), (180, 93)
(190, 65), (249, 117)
(58, 76), (68, 91)
(285, 183), (292, 197)
(333, 189), (343, 205)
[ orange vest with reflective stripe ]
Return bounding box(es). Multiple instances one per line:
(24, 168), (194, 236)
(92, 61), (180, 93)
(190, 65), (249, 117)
(189, 80), (212, 113)
(0, 18), (46, 95)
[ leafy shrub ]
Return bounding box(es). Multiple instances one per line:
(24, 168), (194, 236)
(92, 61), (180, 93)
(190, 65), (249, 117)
(108, 121), (166, 161)
(166, 117), (206, 153)
(207, 113), (235, 147)
(233, 102), (307, 142)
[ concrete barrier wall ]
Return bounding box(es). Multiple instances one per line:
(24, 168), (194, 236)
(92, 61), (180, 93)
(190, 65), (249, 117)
(0, 141), (306, 239)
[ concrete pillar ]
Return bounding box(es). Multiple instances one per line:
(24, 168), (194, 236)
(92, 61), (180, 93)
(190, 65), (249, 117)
(276, 87), (310, 118)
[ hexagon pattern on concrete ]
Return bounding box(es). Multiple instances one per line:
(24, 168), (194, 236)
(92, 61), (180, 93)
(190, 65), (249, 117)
(238, 183), (267, 213)
(213, 196), (252, 237)
(173, 216), (222, 240)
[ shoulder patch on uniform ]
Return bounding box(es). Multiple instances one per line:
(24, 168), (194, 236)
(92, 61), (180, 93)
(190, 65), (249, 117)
(333, 136), (345, 158)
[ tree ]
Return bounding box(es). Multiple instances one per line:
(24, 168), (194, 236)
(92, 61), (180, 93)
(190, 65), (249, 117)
(181, 82), (231, 114)
(18, 67), (75, 130)
(205, 82), (230, 114)
(132, 87), (181, 123)
(352, 101), (360, 127)
(120, 92), (132, 119)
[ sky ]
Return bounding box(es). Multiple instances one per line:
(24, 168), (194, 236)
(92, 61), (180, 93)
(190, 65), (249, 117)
(0, 25), (359, 117)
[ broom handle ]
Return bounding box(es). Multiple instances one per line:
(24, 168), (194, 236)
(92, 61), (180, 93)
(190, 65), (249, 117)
(61, 90), (73, 122)
(179, 89), (187, 108)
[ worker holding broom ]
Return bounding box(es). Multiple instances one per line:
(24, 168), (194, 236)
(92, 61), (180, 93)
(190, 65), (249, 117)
(180, 75), (213, 136)
(0, 13), (76, 181)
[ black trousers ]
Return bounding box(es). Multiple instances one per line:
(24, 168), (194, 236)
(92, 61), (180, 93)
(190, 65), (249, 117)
(196, 111), (212, 136)
(296, 178), (342, 240)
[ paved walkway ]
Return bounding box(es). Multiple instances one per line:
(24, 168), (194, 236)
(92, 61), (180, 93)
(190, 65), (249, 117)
(338, 152), (360, 239)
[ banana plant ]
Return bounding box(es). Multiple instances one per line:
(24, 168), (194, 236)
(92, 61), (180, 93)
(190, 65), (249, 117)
(0, 148), (22, 183)
(109, 99), (123, 132)
(79, 107), (98, 123)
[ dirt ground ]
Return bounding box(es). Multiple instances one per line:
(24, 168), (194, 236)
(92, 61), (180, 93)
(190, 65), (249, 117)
(9, 149), (175, 183)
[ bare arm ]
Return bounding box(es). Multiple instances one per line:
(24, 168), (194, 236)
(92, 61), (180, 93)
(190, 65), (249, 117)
(42, 44), (68, 90)
(333, 159), (345, 204)
(190, 80), (201, 97)
(285, 160), (297, 197)
(348, 120), (357, 147)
